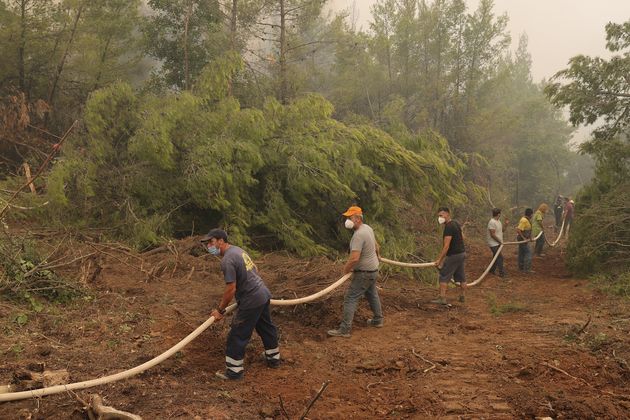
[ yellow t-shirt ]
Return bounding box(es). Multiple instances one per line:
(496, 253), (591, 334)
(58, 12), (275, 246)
(517, 216), (532, 232)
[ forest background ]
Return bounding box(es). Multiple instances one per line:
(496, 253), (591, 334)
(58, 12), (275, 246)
(0, 0), (627, 295)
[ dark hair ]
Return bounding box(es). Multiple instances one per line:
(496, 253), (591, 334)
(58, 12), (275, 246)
(492, 208), (501, 217)
(437, 206), (450, 213)
(524, 208), (533, 217)
(201, 228), (228, 243)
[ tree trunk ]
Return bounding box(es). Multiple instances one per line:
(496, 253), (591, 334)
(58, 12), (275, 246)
(18, 0), (27, 93)
(93, 36), (112, 91)
(230, 0), (237, 50)
(183, 0), (193, 91)
(279, 0), (287, 104)
(48, 3), (84, 106)
(227, 0), (238, 96)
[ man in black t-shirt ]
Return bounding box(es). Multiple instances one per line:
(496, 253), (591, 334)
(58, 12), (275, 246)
(432, 207), (466, 305)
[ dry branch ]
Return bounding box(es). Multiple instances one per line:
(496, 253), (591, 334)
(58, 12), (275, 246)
(576, 315), (592, 335)
(278, 395), (290, 420)
(412, 348), (436, 373)
(0, 120), (77, 219)
(299, 380), (330, 420)
(541, 362), (591, 387)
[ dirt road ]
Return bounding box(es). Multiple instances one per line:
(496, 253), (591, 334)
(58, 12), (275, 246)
(1, 239), (629, 419)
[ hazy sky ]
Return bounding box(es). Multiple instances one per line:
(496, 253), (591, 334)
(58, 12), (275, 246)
(330, 0), (630, 81)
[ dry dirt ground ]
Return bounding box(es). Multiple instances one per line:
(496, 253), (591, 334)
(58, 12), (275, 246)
(1, 234), (630, 419)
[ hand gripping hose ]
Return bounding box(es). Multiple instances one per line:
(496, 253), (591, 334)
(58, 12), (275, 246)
(0, 273), (353, 402)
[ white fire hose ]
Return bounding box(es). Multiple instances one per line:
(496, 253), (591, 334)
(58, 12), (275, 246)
(0, 274), (353, 402)
(0, 218), (566, 402)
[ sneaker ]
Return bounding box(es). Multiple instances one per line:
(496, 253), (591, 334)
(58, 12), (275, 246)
(215, 370), (243, 381)
(430, 297), (447, 305)
(327, 329), (351, 338)
(367, 318), (384, 328)
(458, 295), (465, 303)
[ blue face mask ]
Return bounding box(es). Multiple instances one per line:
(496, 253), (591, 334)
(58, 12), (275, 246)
(207, 245), (220, 256)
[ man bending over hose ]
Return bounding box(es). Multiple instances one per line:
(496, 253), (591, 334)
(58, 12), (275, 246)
(202, 229), (280, 380)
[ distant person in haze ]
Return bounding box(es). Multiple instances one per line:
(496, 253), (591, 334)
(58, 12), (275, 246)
(201, 229), (280, 380)
(532, 203), (549, 257)
(553, 195), (564, 231)
(516, 208), (533, 273)
(328, 206), (383, 338)
(432, 207), (466, 305)
(563, 199), (575, 236)
(487, 207), (507, 278)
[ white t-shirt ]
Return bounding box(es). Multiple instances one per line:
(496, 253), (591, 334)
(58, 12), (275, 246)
(487, 218), (503, 247)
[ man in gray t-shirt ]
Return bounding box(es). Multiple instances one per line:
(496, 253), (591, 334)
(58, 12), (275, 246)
(203, 229), (280, 380)
(328, 206), (383, 338)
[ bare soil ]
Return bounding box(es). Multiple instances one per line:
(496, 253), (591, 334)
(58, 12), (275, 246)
(1, 236), (629, 419)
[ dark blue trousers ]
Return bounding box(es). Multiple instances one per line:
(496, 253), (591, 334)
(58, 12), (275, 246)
(224, 300), (279, 378)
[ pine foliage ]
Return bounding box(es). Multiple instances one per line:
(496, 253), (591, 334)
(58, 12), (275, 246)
(45, 55), (470, 254)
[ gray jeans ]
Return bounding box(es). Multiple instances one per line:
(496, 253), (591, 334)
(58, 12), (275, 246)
(339, 271), (383, 333)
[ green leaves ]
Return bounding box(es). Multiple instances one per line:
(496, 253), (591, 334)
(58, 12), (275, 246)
(546, 19), (630, 144)
(545, 19), (630, 276)
(44, 73), (469, 255)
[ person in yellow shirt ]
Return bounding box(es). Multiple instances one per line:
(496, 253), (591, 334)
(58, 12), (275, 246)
(516, 208), (533, 273)
(532, 203), (548, 257)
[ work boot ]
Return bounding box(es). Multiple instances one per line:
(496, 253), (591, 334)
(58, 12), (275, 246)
(327, 329), (351, 338)
(367, 318), (384, 328)
(261, 351), (281, 368)
(215, 370), (243, 381)
(458, 295), (465, 303)
(430, 297), (447, 305)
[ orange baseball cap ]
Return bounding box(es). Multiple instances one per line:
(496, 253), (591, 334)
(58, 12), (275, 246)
(342, 206), (363, 217)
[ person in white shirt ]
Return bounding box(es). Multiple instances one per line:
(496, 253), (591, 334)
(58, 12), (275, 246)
(487, 208), (508, 278)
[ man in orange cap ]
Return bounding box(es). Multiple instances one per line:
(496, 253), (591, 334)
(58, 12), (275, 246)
(328, 205), (383, 338)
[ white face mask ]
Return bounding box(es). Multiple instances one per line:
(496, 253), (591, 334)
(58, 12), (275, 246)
(344, 219), (355, 229)
(437, 216), (446, 225)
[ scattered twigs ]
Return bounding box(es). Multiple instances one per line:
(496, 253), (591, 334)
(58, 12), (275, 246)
(184, 266), (195, 282)
(0, 120), (77, 220)
(87, 243), (151, 278)
(68, 390), (95, 420)
(141, 246), (168, 257)
(33, 252), (97, 273)
(91, 242), (143, 262)
(613, 349), (629, 371)
(541, 362), (591, 387)
(412, 348), (436, 373)
(278, 395), (290, 420)
(22, 236), (69, 278)
(299, 380), (330, 420)
(576, 315), (592, 335)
